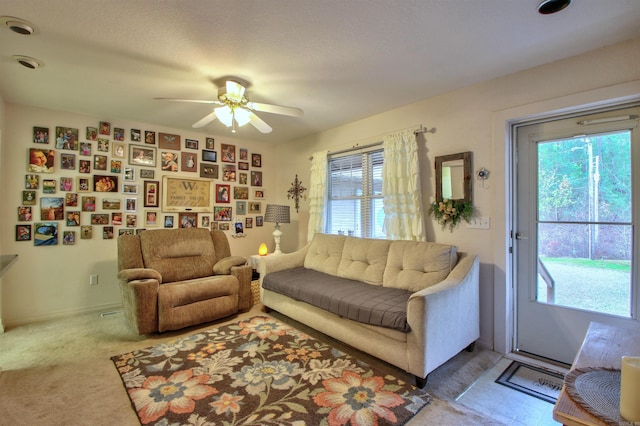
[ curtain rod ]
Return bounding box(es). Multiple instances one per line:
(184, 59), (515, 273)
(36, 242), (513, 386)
(309, 124), (434, 160)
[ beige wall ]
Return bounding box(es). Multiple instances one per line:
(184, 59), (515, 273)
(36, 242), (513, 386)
(275, 37), (640, 351)
(0, 105), (275, 326)
(0, 92), (5, 331)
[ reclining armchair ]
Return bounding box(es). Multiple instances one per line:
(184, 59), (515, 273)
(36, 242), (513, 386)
(117, 228), (252, 334)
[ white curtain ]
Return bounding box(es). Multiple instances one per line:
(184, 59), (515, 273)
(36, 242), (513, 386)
(382, 129), (426, 241)
(307, 150), (328, 242)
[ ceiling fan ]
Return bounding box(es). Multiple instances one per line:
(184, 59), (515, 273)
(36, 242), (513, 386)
(155, 80), (303, 134)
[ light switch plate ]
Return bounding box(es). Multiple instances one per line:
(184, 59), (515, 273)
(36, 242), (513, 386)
(466, 217), (490, 229)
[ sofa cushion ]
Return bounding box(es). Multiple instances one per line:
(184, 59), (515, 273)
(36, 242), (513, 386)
(337, 237), (391, 285)
(383, 241), (457, 292)
(139, 228), (216, 283)
(263, 268), (412, 332)
(303, 233), (346, 276)
(213, 256), (247, 275)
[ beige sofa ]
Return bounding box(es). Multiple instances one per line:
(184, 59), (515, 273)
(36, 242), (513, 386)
(117, 228), (252, 334)
(260, 233), (479, 386)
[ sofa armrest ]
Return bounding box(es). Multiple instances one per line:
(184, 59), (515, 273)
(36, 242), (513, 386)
(214, 256), (248, 275)
(230, 264), (253, 311)
(118, 268), (163, 283)
(119, 277), (160, 335)
(259, 245), (309, 280)
(405, 253), (480, 375)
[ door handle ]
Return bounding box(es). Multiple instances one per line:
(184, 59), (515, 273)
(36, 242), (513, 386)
(515, 233), (528, 240)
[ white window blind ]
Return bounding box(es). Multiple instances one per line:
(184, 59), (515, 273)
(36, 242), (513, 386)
(325, 148), (384, 238)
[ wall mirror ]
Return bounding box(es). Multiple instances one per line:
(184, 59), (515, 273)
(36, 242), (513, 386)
(435, 151), (472, 203)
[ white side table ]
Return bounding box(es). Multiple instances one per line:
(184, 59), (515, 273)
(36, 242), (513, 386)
(249, 254), (270, 278)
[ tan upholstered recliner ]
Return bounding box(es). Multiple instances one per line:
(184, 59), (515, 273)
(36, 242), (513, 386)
(117, 228), (252, 334)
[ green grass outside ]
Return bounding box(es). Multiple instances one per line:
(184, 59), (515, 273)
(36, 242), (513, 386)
(540, 256), (630, 272)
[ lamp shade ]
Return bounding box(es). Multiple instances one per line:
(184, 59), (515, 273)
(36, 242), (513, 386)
(264, 204), (290, 224)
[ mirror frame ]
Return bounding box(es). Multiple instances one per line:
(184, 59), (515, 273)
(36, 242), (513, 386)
(435, 151), (472, 203)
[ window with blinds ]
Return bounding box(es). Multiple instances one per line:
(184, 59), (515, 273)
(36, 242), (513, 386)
(325, 148), (384, 238)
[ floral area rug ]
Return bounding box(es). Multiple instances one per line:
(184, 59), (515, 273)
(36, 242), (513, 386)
(111, 316), (431, 425)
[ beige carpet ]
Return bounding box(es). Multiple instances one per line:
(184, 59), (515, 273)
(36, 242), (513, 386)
(0, 304), (505, 425)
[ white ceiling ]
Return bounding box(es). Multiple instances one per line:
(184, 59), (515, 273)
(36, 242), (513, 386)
(2, 0), (640, 144)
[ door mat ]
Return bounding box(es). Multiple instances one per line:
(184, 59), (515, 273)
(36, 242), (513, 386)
(495, 361), (564, 403)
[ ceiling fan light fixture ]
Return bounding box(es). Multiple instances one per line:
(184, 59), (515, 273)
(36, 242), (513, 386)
(234, 107), (252, 127)
(225, 80), (246, 103)
(215, 105), (233, 127)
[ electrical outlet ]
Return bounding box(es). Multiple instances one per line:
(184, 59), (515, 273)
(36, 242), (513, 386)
(466, 217), (490, 229)
(89, 274), (99, 285)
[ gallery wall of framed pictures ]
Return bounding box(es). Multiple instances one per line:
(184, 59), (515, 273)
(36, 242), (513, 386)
(19, 123), (267, 245)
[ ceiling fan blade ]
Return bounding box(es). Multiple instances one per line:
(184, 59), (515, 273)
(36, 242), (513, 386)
(192, 111), (218, 128)
(248, 112), (272, 133)
(154, 97), (221, 105)
(246, 102), (304, 117)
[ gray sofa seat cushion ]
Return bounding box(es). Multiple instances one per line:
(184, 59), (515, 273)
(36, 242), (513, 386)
(262, 268), (412, 332)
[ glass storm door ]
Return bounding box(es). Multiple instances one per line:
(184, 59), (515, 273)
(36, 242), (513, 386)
(514, 106), (640, 364)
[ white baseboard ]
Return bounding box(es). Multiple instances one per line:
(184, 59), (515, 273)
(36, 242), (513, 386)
(3, 302), (123, 329)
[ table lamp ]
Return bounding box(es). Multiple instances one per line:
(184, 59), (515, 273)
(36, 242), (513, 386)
(264, 204), (290, 255)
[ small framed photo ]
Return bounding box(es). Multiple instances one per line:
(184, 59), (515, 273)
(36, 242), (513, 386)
(159, 132), (181, 150)
(161, 151), (179, 172)
(80, 225), (93, 239)
(202, 150), (217, 162)
(40, 197), (64, 220)
(111, 160), (122, 173)
(65, 193), (78, 207)
(124, 197), (137, 212)
(251, 171), (263, 186)
(26, 174), (39, 189)
(131, 128), (142, 142)
(123, 167), (135, 181)
(181, 153), (197, 172)
(239, 173), (248, 185)
(129, 145), (157, 167)
(222, 164), (236, 182)
(80, 142), (91, 156)
(185, 139), (198, 150)
(28, 148), (55, 173)
(201, 215), (210, 228)
(122, 184), (138, 194)
(93, 175), (118, 192)
(97, 138), (109, 152)
(219, 222), (230, 231)
(179, 212), (197, 228)
(86, 127), (97, 140)
(23, 190), (36, 205)
(256, 216), (264, 227)
(66, 211), (80, 226)
(125, 214), (137, 227)
(205, 137), (214, 149)
(112, 142), (126, 158)
(252, 153), (262, 167)
(55, 127), (79, 150)
(33, 126), (49, 144)
(114, 127), (125, 141)
(16, 224), (32, 241)
(61, 153), (75, 170)
(213, 206), (232, 221)
(144, 180), (159, 207)
(81, 196), (96, 212)
(103, 198), (121, 210)
(255, 190), (264, 199)
(216, 184), (231, 203)
(239, 148), (248, 161)
(91, 214), (109, 225)
(144, 130), (156, 145)
(140, 169), (155, 179)
(221, 143), (236, 163)
(63, 231), (77, 245)
(238, 161), (249, 170)
(59, 177), (73, 191)
(249, 202), (261, 214)
(34, 222), (59, 246)
(234, 222), (244, 235)
(43, 179), (56, 194)
(103, 226), (114, 239)
(145, 211), (158, 226)
(245, 217), (253, 229)
(77, 177), (90, 192)
(210, 222), (218, 231)
(164, 215), (174, 228)
(79, 159), (91, 173)
(111, 212), (122, 225)
(236, 201), (246, 215)
(234, 186), (249, 200)
(200, 163), (218, 179)
(18, 206), (32, 221)
(99, 121), (111, 135)
(94, 154), (108, 170)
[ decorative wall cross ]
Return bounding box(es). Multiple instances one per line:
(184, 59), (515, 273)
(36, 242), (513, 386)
(287, 174), (307, 213)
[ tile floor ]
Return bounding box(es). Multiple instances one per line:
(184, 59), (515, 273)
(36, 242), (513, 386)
(456, 357), (562, 426)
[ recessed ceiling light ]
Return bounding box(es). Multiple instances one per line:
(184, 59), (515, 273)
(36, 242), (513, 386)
(12, 55), (43, 69)
(0, 16), (36, 35)
(538, 0), (571, 15)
